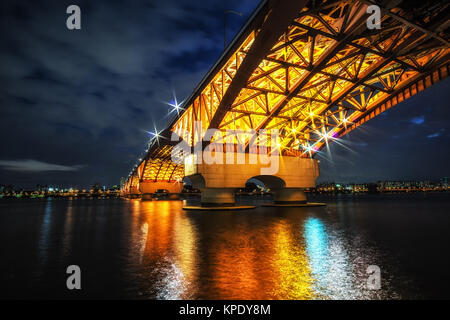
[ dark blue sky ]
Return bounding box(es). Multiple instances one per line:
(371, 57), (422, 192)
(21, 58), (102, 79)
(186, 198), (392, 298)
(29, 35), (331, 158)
(1, 0), (449, 188)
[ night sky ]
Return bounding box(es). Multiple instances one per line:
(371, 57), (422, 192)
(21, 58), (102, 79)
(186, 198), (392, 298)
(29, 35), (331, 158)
(1, 0), (449, 188)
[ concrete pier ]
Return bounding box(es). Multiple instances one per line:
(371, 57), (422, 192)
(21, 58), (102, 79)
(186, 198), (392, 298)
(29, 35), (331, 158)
(185, 154), (319, 206)
(141, 193), (153, 201)
(273, 188), (307, 204)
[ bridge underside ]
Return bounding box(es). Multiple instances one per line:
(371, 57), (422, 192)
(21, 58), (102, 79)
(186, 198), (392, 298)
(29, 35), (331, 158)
(122, 0), (449, 201)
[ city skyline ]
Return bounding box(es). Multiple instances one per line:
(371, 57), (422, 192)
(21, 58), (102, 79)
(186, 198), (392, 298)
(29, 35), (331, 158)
(1, 176), (449, 192)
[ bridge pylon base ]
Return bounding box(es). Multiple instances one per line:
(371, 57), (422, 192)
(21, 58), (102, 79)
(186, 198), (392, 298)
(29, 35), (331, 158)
(141, 193), (153, 201)
(273, 188), (307, 204)
(200, 188), (235, 205)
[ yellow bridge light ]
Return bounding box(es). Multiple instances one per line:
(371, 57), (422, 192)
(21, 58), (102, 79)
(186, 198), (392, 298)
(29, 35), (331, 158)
(123, 0), (449, 189)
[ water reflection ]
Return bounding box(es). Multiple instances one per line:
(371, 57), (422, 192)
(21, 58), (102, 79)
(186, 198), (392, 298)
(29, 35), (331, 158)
(61, 200), (73, 259)
(304, 217), (362, 299)
(271, 221), (314, 299)
(210, 221), (261, 299)
(138, 223), (148, 264)
(6, 195), (447, 299)
(128, 201), (198, 299)
(38, 199), (53, 265)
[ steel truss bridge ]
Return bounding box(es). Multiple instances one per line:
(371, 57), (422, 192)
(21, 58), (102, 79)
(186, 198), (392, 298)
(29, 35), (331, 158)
(122, 0), (449, 194)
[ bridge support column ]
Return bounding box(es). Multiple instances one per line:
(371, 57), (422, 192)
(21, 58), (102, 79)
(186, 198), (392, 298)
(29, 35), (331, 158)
(200, 188), (235, 205)
(185, 154), (320, 208)
(141, 193), (153, 201)
(273, 188), (307, 204)
(139, 181), (183, 194)
(129, 186), (141, 199)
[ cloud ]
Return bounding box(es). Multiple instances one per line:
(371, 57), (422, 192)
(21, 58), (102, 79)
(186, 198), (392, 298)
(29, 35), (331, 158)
(410, 115), (425, 125)
(427, 132), (440, 139)
(0, 0), (258, 186)
(0, 160), (84, 172)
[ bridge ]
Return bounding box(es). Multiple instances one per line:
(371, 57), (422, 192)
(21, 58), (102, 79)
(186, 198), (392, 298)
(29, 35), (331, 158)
(121, 0), (450, 205)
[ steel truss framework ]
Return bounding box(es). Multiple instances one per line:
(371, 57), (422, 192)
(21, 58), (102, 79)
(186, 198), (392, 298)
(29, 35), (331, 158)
(124, 0), (449, 190)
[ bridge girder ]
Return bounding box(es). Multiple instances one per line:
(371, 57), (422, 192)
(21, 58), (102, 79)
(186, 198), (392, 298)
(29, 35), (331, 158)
(123, 0), (449, 189)
(169, 0), (449, 156)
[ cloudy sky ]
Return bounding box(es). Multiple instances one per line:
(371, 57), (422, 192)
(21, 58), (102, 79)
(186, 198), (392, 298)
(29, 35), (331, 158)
(1, 0), (449, 188)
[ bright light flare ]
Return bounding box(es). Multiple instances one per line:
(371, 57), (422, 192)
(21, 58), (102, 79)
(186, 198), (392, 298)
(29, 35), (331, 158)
(166, 92), (185, 116)
(341, 117), (353, 127)
(316, 130), (330, 142)
(146, 122), (164, 144)
(147, 130), (161, 138)
(301, 143), (316, 157)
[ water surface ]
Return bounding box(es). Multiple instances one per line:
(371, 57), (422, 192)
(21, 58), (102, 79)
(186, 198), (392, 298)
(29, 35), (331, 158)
(1, 193), (449, 299)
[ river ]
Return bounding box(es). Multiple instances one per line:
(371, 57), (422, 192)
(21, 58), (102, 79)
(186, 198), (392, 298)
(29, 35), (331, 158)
(1, 193), (449, 299)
